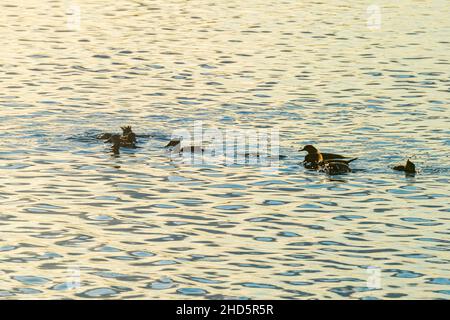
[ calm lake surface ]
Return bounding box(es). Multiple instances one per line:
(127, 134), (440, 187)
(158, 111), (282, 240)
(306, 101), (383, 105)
(0, 0), (449, 299)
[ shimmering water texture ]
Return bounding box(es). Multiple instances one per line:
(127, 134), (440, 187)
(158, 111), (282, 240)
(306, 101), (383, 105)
(1, 0), (449, 299)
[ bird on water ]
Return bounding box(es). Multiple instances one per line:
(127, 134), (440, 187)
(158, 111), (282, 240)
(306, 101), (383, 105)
(299, 145), (357, 170)
(318, 160), (352, 175)
(393, 159), (416, 174)
(98, 126), (137, 143)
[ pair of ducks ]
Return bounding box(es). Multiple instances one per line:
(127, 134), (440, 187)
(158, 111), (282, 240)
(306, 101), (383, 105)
(300, 145), (417, 175)
(97, 126), (137, 154)
(299, 145), (357, 175)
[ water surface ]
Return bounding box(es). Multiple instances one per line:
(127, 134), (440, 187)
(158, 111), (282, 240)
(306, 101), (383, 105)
(0, 0), (449, 299)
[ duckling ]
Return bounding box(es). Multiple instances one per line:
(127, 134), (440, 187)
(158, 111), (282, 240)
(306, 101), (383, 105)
(393, 159), (416, 174)
(98, 126), (135, 141)
(318, 160), (351, 175)
(106, 133), (136, 149)
(121, 126), (133, 136)
(121, 131), (137, 147)
(165, 138), (204, 153)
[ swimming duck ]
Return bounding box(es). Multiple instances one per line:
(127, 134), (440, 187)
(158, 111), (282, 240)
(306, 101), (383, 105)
(165, 138), (204, 153)
(393, 159), (416, 174)
(299, 145), (351, 161)
(106, 133), (137, 149)
(97, 126), (136, 142)
(122, 131), (137, 146)
(318, 160), (352, 175)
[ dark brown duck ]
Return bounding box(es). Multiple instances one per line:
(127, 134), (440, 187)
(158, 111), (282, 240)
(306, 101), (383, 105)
(393, 159), (416, 174)
(318, 160), (352, 175)
(98, 126), (136, 143)
(299, 145), (350, 162)
(300, 145), (357, 169)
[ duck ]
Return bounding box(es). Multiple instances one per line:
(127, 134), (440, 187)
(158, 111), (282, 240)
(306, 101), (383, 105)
(393, 159), (416, 174)
(165, 138), (204, 153)
(299, 145), (353, 162)
(318, 160), (352, 175)
(299, 145), (358, 169)
(106, 133), (137, 149)
(97, 126), (137, 143)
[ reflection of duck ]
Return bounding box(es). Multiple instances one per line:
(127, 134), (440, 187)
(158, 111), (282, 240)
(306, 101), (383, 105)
(110, 135), (121, 155)
(165, 138), (204, 153)
(393, 159), (416, 174)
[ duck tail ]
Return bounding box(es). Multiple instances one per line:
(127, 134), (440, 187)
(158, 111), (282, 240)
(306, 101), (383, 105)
(346, 157), (358, 163)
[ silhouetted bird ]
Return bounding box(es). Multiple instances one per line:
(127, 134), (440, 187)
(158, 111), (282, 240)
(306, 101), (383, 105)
(318, 161), (352, 175)
(299, 145), (352, 161)
(393, 159), (416, 174)
(106, 133), (136, 149)
(98, 125), (136, 143)
(300, 145), (357, 170)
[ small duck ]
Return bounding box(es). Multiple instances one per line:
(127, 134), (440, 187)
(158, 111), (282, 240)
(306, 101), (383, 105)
(318, 160), (352, 175)
(393, 159), (416, 174)
(97, 126), (136, 142)
(106, 133), (136, 149)
(122, 131), (137, 146)
(165, 138), (204, 153)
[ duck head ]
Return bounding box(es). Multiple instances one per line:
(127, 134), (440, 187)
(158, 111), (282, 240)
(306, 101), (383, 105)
(299, 145), (319, 154)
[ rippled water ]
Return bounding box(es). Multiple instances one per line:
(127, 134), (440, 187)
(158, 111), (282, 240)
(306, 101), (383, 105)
(1, 0), (449, 299)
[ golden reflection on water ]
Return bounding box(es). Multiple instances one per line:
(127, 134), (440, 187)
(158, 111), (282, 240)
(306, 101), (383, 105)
(0, 0), (449, 299)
